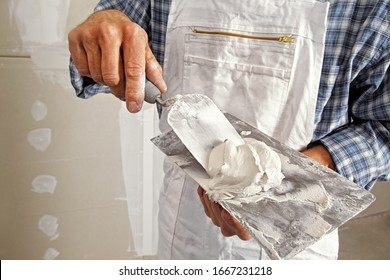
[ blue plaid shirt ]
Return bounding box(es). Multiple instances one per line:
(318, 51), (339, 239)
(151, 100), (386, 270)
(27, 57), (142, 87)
(69, 0), (390, 190)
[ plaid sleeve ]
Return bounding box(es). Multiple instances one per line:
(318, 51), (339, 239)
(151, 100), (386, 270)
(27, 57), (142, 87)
(69, 58), (111, 98)
(320, 121), (390, 190)
(69, 0), (151, 99)
(320, 50), (390, 190)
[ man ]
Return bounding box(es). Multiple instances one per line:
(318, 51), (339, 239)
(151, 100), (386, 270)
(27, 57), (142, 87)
(68, 0), (390, 259)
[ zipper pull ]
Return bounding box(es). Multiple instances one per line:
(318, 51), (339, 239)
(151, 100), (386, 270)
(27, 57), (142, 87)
(279, 36), (295, 43)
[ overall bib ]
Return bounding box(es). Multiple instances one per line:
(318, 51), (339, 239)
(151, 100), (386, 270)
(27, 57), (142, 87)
(158, 0), (338, 259)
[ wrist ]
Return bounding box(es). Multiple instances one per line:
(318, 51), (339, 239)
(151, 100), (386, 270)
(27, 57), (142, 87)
(302, 144), (336, 170)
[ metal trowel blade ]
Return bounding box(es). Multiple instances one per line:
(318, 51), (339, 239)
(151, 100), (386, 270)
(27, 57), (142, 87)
(152, 98), (376, 260)
(167, 94), (243, 171)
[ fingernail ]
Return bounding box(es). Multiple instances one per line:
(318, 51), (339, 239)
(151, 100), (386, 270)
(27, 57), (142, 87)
(128, 101), (142, 113)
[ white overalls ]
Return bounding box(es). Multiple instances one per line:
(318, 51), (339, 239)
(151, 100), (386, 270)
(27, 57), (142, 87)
(158, 0), (338, 259)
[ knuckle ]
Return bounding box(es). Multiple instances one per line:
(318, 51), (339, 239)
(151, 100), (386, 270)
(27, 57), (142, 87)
(102, 73), (120, 86)
(78, 68), (90, 77)
(91, 73), (103, 83)
(82, 30), (98, 47)
(146, 59), (161, 73)
(211, 218), (220, 227)
(99, 23), (120, 43)
(138, 28), (148, 41)
(123, 24), (148, 42)
(125, 62), (144, 78)
(72, 59), (90, 76)
(68, 29), (78, 44)
(111, 91), (125, 101)
(222, 211), (238, 227)
(220, 227), (233, 237)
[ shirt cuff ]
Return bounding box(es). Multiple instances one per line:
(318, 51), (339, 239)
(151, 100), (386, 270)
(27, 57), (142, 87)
(69, 58), (111, 99)
(319, 123), (388, 190)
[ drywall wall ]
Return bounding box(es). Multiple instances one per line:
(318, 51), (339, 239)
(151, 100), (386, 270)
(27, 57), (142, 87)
(0, 56), (131, 259)
(0, 0), (162, 259)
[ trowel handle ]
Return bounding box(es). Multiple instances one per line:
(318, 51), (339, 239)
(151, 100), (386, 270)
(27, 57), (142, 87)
(144, 80), (166, 106)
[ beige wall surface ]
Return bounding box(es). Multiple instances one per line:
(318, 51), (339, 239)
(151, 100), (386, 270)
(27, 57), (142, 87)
(0, 0), (145, 260)
(0, 56), (135, 259)
(360, 182), (390, 217)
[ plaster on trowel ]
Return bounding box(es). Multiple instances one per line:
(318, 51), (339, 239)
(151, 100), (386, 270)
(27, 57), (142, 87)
(151, 93), (375, 260)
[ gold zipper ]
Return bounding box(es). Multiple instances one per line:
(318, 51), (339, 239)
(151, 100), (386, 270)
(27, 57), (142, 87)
(192, 28), (295, 43)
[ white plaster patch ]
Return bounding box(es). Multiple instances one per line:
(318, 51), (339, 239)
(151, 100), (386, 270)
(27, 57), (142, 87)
(31, 100), (48, 121)
(43, 248), (60, 260)
(10, 0), (70, 49)
(8, 1), (72, 88)
(31, 44), (74, 89)
(38, 215), (59, 240)
(31, 175), (57, 194)
(27, 128), (51, 152)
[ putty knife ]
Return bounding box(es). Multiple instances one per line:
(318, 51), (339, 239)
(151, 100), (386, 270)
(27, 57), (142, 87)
(151, 94), (375, 260)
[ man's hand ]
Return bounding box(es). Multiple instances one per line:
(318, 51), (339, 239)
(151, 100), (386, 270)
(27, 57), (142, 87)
(197, 144), (335, 240)
(197, 186), (252, 240)
(68, 9), (167, 113)
(301, 144), (336, 171)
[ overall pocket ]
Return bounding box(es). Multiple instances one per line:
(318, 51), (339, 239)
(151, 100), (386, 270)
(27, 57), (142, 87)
(182, 27), (297, 136)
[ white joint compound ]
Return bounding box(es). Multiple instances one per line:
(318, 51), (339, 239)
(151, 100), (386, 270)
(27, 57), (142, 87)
(31, 100), (48, 121)
(206, 138), (331, 214)
(27, 128), (51, 152)
(38, 215), (59, 240)
(206, 138), (284, 200)
(43, 248), (60, 260)
(31, 175), (57, 194)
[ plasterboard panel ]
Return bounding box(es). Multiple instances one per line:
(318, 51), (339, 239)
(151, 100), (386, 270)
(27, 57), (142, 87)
(0, 0), (97, 56)
(0, 0), (25, 56)
(5, 158), (126, 219)
(0, 56), (135, 260)
(0, 205), (134, 259)
(66, 0), (98, 33)
(0, 162), (14, 258)
(0, 57), (123, 163)
(0, 56), (126, 215)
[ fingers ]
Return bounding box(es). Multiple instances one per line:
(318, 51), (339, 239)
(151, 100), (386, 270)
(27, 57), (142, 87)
(122, 25), (169, 112)
(201, 188), (223, 227)
(197, 187), (211, 218)
(197, 186), (252, 241)
(122, 24), (146, 112)
(100, 25), (125, 99)
(68, 29), (90, 77)
(68, 12), (124, 87)
(84, 37), (102, 82)
(221, 209), (252, 240)
(145, 47), (167, 93)
(68, 10), (167, 113)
